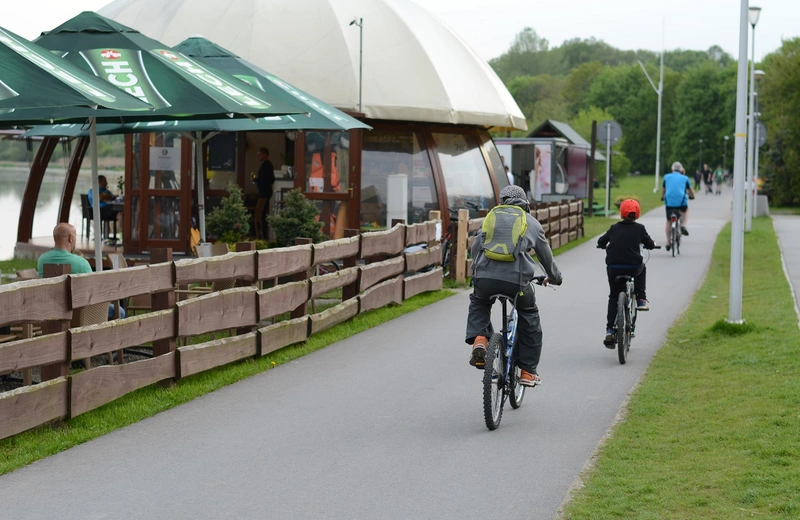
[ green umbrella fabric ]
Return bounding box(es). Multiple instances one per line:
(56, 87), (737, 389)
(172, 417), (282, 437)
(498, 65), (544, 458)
(0, 25), (152, 124)
(32, 11), (307, 122)
(26, 35), (370, 136)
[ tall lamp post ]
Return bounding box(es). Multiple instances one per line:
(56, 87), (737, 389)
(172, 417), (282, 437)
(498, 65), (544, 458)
(729, 0), (751, 323)
(349, 17), (364, 113)
(745, 5), (761, 232)
(639, 54), (664, 193)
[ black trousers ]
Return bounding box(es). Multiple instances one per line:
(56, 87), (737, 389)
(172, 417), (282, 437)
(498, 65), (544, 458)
(465, 278), (543, 374)
(606, 265), (646, 329)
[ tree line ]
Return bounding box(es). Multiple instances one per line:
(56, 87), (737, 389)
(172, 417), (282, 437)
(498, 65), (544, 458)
(491, 28), (799, 206)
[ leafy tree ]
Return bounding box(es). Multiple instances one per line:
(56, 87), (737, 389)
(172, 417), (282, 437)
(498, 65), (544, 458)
(509, 27), (549, 54)
(268, 188), (326, 246)
(206, 183), (250, 243)
(563, 62), (604, 115)
(759, 38), (800, 206)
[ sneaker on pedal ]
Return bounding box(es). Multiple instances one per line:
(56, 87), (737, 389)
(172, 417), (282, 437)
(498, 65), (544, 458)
(637, 299), (650, 311)
(603, 329), (615, 348)
(519, 369), (541, 387)
(469, 335), (487, 368)
(681, 226), (689, 236)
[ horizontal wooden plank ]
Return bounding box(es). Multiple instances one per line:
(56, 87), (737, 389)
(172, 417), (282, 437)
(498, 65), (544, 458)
(177, 332), (257, 378)
(569, 202), (580, 215)
(0, 377), (68, 441)
(70, 263), (174, 309)
(569, 230), (578, 242)
(309, 267), (359, 299)
(0, 276), (71, 327)
(359, 256), (405, 292)
(549, 233), (562, 249)
(467, 235), (476, 251)
(70, 353), (175, 417)
(559, 217), (569, 233)
(427, 220), (441, 243)
(568, 215), (578, 231)
(177, 287), (258, 337)
(359, 276), (404, 313)
(405, 222), (427, 246)
(258, 281), (309, 320)
(174, 251), (256, 285)
(259, 317), (309, 356)
(313, 236), (360, 266)
(309, 299), (359, 335)
(405, 244), (441, 273)
(70, 309), (175, 360)
(549, 206), (560, 219)
(257, 244), (313, 280)
(361, 224), (405, 258)
(467, 218), (484, 233)
(404, 268), (444, 299)
(0, 332), (68, 374)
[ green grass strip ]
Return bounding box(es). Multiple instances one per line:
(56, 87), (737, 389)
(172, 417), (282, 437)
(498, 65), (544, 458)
(0, 289), (454, 475)
(562, 217), (800, 519)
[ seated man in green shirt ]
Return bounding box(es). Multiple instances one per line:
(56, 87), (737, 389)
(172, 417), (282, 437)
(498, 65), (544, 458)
(37, 223), (92, 277)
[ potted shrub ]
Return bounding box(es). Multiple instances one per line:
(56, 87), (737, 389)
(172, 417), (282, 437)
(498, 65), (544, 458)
(206, 183), (251, 245)
(268, 189), (326, 247)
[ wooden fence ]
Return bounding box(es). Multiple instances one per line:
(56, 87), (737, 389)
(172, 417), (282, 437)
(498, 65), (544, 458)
(450, 200), (585, 283)
(0, 218), (443, 441)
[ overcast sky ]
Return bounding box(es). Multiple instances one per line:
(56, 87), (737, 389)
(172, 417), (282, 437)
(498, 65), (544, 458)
(4, 0), (797, 62)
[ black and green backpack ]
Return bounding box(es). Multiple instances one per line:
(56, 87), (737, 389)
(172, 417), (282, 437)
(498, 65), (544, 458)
(481, 205), (528, 262)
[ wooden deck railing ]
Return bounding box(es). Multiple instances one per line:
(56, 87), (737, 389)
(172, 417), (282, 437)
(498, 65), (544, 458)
(0, 217), (443, 441)
(450, 200), (585, 283)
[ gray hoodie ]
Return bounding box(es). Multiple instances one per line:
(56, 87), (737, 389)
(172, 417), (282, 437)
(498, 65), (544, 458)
(471, 210), (563, 286)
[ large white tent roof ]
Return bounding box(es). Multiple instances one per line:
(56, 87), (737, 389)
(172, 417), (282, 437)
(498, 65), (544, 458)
(98, 0), (527, 130)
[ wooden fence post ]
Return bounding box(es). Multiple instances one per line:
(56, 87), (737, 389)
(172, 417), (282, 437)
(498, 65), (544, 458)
(342, 229), (360, 301)
(455, 208), (469, 284)
(236, 241), (257, 334)
(291, 238), (312, 319)
(40, 264), (71, 382)
(150, 248), (175, 387)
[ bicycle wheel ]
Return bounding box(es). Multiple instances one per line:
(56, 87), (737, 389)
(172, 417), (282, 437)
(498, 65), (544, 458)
(676, 228), (681, 255)
(483, 333), (505, 430)
(616, 292), (629, 364)
(509, 365), (525, 409)
(671, 223), (678, 257)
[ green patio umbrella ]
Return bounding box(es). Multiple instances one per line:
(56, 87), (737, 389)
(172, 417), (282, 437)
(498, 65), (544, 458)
(33, 11), (310, 241)
(26, 36), (371, 135)
(0, 25), (154, 270)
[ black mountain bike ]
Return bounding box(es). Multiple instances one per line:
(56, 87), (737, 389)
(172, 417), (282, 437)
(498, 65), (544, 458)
(483, 276), (547, 430)
(668, 210), (683, 257)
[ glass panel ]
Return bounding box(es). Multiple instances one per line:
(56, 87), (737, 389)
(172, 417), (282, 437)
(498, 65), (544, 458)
(479, 130), (508, 190)
(361, 130), (438, 230)
(132, 134), (141, 190)
(148, 132), (182, 190)
(208, 171), (238, 191)
(433, 133), (495, 217)
(207, 133), (238, 190)
(310, 199), (348, 239)
(130, 195), (140, 241)
(304, 131), (349, 194)
(147, 196), (180, 240)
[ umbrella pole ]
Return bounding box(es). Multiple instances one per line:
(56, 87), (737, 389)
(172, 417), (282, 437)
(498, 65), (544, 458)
(90, 118), (103, 272)
(194, 133), (206, 243)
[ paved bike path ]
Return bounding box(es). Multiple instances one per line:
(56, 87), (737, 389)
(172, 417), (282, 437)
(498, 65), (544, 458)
(0, 194), (733, 519)
(772, 215), (800, 327)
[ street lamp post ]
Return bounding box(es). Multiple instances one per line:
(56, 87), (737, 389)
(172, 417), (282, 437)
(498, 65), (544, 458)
(638, 24), (664, 193)
(349, 17), (364, 113)
(745, 6), (761, 232)
(730, 0), (751, 323)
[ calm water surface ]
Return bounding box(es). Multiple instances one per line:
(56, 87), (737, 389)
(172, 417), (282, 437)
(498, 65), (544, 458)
(0, 165), (120, 260)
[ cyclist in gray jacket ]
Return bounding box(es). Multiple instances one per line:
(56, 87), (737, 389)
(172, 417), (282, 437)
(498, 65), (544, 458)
(465, 185), (563, 387)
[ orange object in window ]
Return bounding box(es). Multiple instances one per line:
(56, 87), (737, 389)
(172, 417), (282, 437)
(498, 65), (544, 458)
(309, 152), (341, 192)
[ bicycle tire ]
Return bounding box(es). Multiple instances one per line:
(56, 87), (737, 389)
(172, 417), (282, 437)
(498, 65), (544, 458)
(676, 227), (681, 255)
(483, 333), (505, 430)
(617, 292), (629, 364)
(671, 223), (677, 258)
(509, 365), (525, 409)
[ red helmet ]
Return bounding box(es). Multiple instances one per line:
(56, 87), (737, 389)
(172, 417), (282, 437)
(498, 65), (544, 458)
(620, 199), (641, 220)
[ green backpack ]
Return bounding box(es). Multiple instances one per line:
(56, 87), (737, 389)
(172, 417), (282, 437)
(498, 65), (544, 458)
(481, 205), (528, 262)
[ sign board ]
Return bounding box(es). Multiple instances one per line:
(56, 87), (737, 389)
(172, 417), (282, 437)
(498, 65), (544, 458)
(757, 121), (767, 148)
(598, 120), (622, 147)
(149, 146), (180, 171)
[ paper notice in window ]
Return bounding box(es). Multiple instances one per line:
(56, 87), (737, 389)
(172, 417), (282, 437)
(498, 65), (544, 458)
(309, 177), (324, 191)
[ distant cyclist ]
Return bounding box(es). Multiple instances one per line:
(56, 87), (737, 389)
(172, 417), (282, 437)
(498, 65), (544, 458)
(662, 161), (695, 251)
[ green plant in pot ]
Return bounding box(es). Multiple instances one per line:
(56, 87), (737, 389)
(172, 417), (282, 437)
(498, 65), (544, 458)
(206, 183), (250, 244)
(268, 189), (326, 247)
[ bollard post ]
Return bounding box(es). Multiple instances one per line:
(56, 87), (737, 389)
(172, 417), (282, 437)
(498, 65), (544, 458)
(342, 229), (360, 301)
(292, 238), (313, 319)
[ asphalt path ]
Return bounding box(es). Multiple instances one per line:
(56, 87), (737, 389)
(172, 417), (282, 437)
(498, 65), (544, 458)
(772, 215), (800, 327)
(0, 192), (733, 519)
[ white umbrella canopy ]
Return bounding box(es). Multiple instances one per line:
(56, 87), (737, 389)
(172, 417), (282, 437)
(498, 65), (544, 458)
(99, 0), (527, 131)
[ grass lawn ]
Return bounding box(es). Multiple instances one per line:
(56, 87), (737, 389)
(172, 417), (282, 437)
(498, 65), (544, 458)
(562, 217), (800, 519)
(0, 288), (455, 475)
(0, 258), (37, 276)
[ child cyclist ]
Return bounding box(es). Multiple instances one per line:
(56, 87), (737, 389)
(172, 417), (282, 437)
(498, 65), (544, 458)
(597, 199), (656, 347)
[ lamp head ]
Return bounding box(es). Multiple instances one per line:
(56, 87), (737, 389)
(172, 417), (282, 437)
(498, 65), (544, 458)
(349, 19), (356, 25)
(748, 6), (761, 27)
(724, 135), (729, 141)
